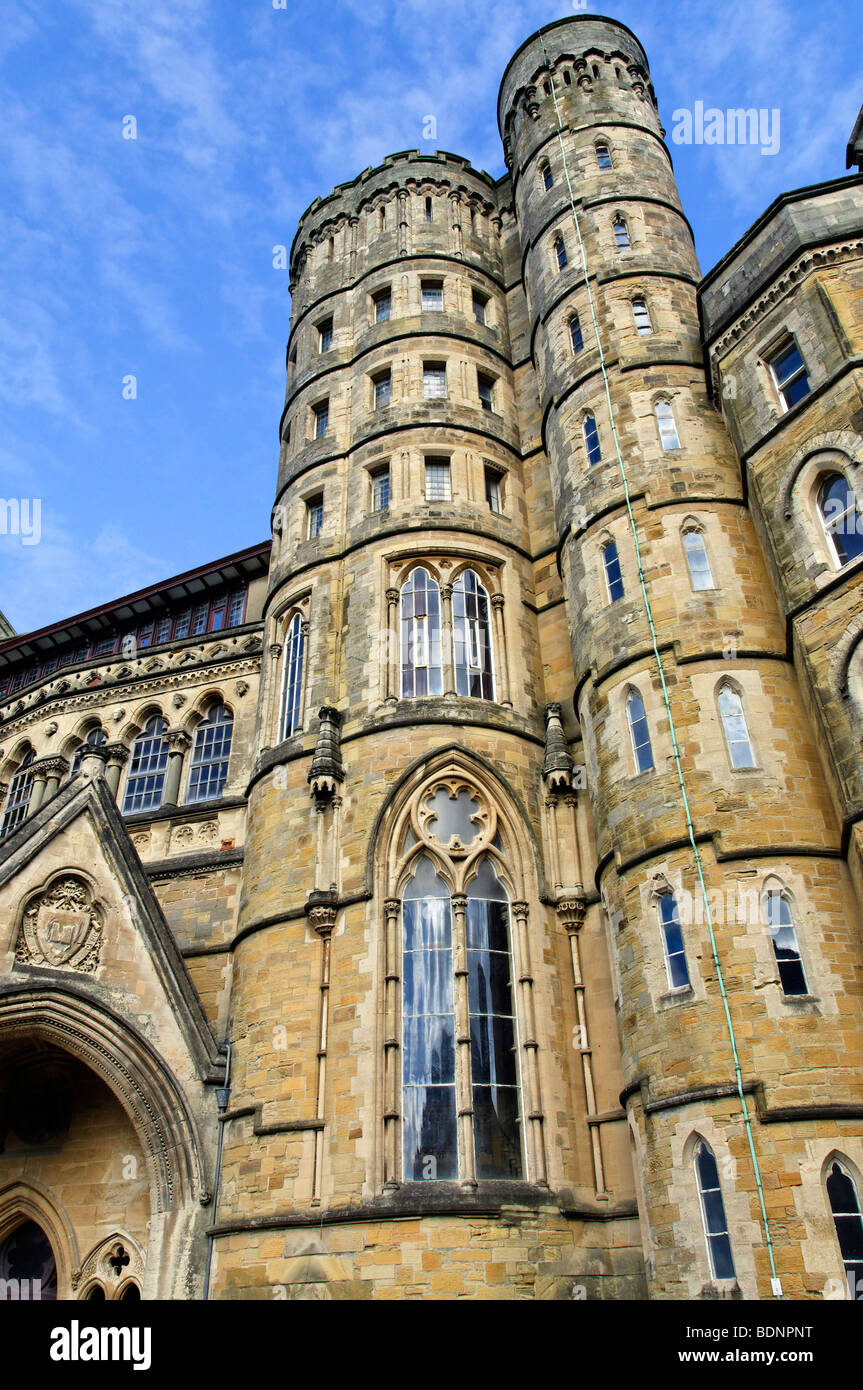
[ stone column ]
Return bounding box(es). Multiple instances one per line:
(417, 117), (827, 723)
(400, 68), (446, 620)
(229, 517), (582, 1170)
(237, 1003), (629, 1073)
(451, 893), (476, 1188)
(79, 745), (109, 782)
(266, 641), (283, 743)
(27, 766), (49, 816)
(163, 729), (191, 806)
(441, 583), (456, 696)
(512, 900), (547, 1185)
(397, 189), (409, 258)
(383, 897), (401, 1189)
(558, 896), (606, 1198)
(490, 593), (511, 705)
(449, 190), (463, 258)
(385, 588), (400, 702)
(104, 743), (129, 798)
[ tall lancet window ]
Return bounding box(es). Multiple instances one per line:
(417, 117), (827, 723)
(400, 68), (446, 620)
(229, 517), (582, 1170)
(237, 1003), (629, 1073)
(718, 684), (755, 769)
(281, 613), (306, 738)
(1, 748), (35, 837)
(452, 570), (494, 700)
(398, 780), (524, 1185)
(402, 856), (457, 1180)
(826, 1161), (863, 1295)
(123, 716), (169, 814)
(401, 568), (442, 697)
(695, 1140), (736, 1280)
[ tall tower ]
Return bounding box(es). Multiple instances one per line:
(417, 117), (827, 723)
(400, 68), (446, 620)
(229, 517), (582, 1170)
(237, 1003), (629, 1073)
(500, 16), (863, 1299)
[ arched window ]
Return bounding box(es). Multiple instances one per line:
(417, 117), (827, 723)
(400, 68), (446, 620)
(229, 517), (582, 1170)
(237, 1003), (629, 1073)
(186, 702), (233, 803)
(86, 1284), (107, 1300)
(683, 528), (714, 590)
(583, 412), (602, 466)
(70, 726), (107, 777)
(603, 541), (624, 602)
(613, 215), (630, 249)
(718, 684), (755, 769)
(554, 234), (567, 270)
(1, 749), (35, 837)
(123, 717), (168, 815)
(763, 890), (807, 996)
(632, 297), (651, 334)
(281, 613), (306, 738)
(659, 892), (689, 988)
(818, 474), (863, 567)
(826, 1160), (863, 1295)
(401, 847), (523, 1183)
(626, 690), (654, 773)
(695, 1141), (735, 1279)
(570, 314), (583, 354)
(118, 1283), (141, 1302)
(401, 568), (442, 697)
(596, 142), (613, 170)
(452, 571), (494, 700)
(655, 399), (681, 450)
(540, 160), (553, 190)
(0, 1219), (58, 1300)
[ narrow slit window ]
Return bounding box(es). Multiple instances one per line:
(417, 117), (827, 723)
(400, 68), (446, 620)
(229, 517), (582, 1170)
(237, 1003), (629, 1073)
(655, 400), (681, 450)
(307, 494), (324, 539)
(425, 196), (433, 222)
(554, 234), (568, 270)
(472, 291), (488, 325)
(596, 143), (613, 169)
(632, 298), (652, 334)
(583, 412), (602, 466)
(477, 372), (495, 412)
(570, 314), (584, 354)
(696, 1142), (736, 1279)
(313, 400), (329, 438)
(613, 216), (630, 249)
(603, 541), (624, 602)
(626, 690), (654, 773)
(826, 1162), (863, 1297)
(371, 467), (390, 513)
(718, 685), (755, 769)
(764, 892), (808, 996)
(683, 529), (714, 590)
(540, 160), (553, 191)
(659, 893), (690, 989)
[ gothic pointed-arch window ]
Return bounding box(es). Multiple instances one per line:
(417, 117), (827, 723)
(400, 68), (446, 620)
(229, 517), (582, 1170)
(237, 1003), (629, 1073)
(70, 726), (107, 777)
(570, 313), (584, 354)
(658, 891), (689, 988)
(596, 142), (613, 170)
(626, 690), (654, 773)
(826, 1160), (863, 1295)
(655, 399), (681, 450)
(695, 1140), (736, 1279)
(452, 570), (494, 700)
(602, 540), (624, 602)
(399, 782), (523, 1184)
(818, 473), (863, 568)
(1, 748), (35, 837)
(0, 1219), (58, 1300)
(718, 684), (755, 769)
(122, 716), (169, 815)
(281, 613), (306, 738)
(583, 412), (602, 466)
(613, 215), (630, 249)
(400, 568), (442, 697)
(554, 234), (567, 271)
(683, 526), (714, 590)
(186, 702), (233, 803)
(540, 159), (553, 191)
(763, 889), (807, 996)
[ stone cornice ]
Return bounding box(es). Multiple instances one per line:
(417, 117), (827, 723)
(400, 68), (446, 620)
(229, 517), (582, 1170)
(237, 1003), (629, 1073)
(706, 238), (863, 372)
(0, 653), (261, 745)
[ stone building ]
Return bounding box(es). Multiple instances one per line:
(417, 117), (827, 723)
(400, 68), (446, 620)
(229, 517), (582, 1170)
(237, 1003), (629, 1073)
(1, 14), (862, 1301)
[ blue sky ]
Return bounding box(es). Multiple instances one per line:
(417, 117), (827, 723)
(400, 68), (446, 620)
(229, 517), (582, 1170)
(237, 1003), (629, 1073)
(1, 0), (859, 635)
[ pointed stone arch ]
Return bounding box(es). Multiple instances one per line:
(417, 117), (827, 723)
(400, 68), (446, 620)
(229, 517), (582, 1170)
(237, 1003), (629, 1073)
(0, 1179), (78, 1298)
(0, 987), (208, 1215)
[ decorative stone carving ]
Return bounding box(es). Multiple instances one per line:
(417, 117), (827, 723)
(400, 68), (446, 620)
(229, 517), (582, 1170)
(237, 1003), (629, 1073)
(44, 722), (58, 738)
(73, 1233), (144, 1297)
(173, 824), (194, 846)
(308, 706), (345, 805)
(131, 832), (151, 851)
(172, 692), (187, 709)
(234, 679), (249, 697)
(15, 876), (104, 973)
(543, 703), (574, 793)
(556, 896), (587, 933)
(198, 820), (218, 844)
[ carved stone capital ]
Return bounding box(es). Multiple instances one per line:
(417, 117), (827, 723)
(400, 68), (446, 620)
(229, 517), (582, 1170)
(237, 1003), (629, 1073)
(490, 592), (505, 611)
(556, 895), (587, 932)
(104, 741), (130, 768)
(166, 729), (191, 755)
(385, 588), (400, 607)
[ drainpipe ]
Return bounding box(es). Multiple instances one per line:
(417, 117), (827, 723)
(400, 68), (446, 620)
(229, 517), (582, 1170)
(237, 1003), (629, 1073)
(203, 1041), (231, 1301)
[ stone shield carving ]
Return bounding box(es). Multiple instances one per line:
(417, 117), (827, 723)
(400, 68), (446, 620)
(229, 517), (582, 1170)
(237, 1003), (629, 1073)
(16, 876), (104, 973)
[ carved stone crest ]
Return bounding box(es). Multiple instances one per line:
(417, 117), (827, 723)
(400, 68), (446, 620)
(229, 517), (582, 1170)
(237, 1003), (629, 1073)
(16, 876), (104, 973)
